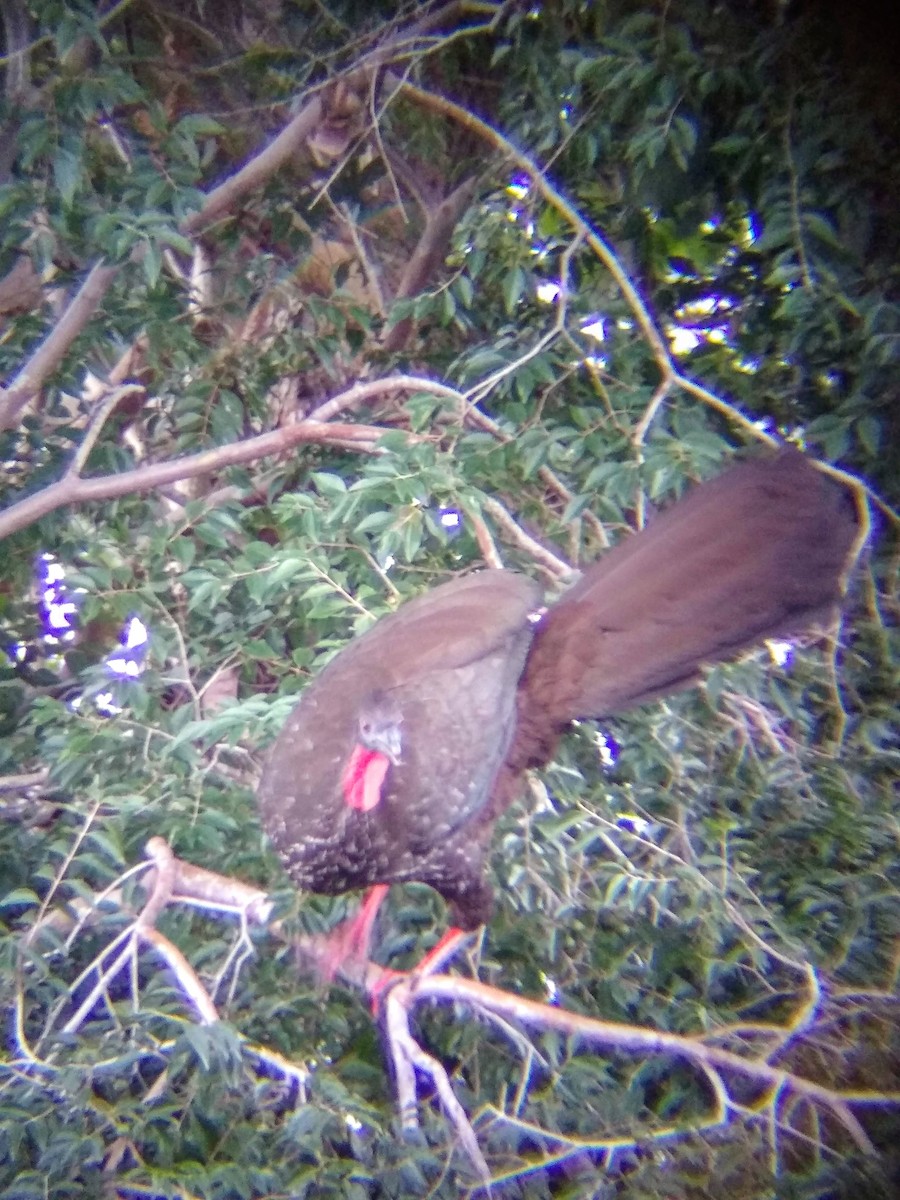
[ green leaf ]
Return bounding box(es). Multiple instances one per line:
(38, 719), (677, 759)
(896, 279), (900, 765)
(173, 114), (227, 138)
(0, 887), (40, 909)
(855, 414), (881, 456)
(142, 240), (163, 288)
(503, 265), (527, 314)
(52, 144), (83, 207)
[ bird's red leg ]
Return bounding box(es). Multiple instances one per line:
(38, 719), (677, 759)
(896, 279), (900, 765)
(413, 926), (471, 976)
(318, 883), (390, 981)
(350, 883), (390, 956)
(318, 883), (473, 1013)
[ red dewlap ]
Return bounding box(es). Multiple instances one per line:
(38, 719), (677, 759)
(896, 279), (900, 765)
(342, 744), (390, 812)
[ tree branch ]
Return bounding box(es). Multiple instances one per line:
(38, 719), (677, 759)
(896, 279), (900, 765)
(382, 175), (479, 353)
(480, 496), (576, 582)
(0, 374), (477, 540)
(0, 417), (383, 540)
(23, 837), (895, 1181)
(0, 5), (486, 441)
(0, 262), (120, 433)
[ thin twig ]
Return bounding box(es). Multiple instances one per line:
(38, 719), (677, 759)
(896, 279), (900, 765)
(21, 837), (897, 1172)
(465, 503), (505, 569)
(481, 496), (575, 581)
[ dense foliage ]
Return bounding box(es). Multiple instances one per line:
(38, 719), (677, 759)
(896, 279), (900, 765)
(0, 2), (897, 1197)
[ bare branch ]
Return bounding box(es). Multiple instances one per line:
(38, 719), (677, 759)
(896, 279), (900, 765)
(185, 95), (328, 236)
(0, 769), (49, 791)
(139, 927), (220, 1025)
(0, 7), (487, 442)
(481, 496), (576, 582)
(181, 2), (479, 237)
(66, 385), (145, 477)
(382, 176), (479, 353)
(0, 262), (119, 433)
(465, 503), (505, 569)
(401, 974), (891, 1154)
(0, 414), (383, 541)
(305, 372), (465, 422)
(146, 836), (274, 923)
(384, 987), (492, 1183)
(396, 81), (674, 368)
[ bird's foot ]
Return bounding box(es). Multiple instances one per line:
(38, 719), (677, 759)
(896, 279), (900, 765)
(366, 965), (406, 1015)
(412, 927), (471, 976)
(366, 927), (473, 1016)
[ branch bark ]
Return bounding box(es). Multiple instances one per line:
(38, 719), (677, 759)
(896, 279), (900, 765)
(27, 837), (896, 1178)
(0, 3), (484, 437)
(0, 262), (119, 433)
(0, 375), (460, 541)
(0, 417), (383, 540)
(382, 175), (479, 353)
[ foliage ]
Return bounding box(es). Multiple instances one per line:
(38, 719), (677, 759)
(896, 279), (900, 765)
(0, 1), (897, 1197)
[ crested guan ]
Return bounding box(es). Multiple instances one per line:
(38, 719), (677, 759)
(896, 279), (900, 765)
(257, 450), (857, 961)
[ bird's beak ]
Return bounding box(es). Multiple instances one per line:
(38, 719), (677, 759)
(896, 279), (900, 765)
(379, 726), (402, 765)
(381, 724), (403, 763)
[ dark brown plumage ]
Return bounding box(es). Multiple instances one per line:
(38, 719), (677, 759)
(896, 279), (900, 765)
(257, 450), (856, 938)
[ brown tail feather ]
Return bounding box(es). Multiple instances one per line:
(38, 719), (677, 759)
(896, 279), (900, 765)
(510, 449), (857, 771)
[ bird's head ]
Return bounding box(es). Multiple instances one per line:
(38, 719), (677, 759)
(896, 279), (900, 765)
(357, 690), (403, 764)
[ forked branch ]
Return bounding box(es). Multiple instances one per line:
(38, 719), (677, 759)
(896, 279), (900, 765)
(16, 840), (897, 1184)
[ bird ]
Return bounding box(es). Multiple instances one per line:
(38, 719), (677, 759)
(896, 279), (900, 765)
(256, 449), (857, 975)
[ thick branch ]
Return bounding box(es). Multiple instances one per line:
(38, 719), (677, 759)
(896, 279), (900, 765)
(382, 175), (479, 352)
(0, 375), (457, 541)
(0, 5), (483, 439)
(0, 263), (119, 433)
(182, 1), (475, 236)
(397, 975), (890, 1155)
(183, 96), (327, 235)
(0, 418), (382, 540)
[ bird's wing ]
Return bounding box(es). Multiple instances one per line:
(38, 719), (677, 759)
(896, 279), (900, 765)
(333, 569), (543, 688)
